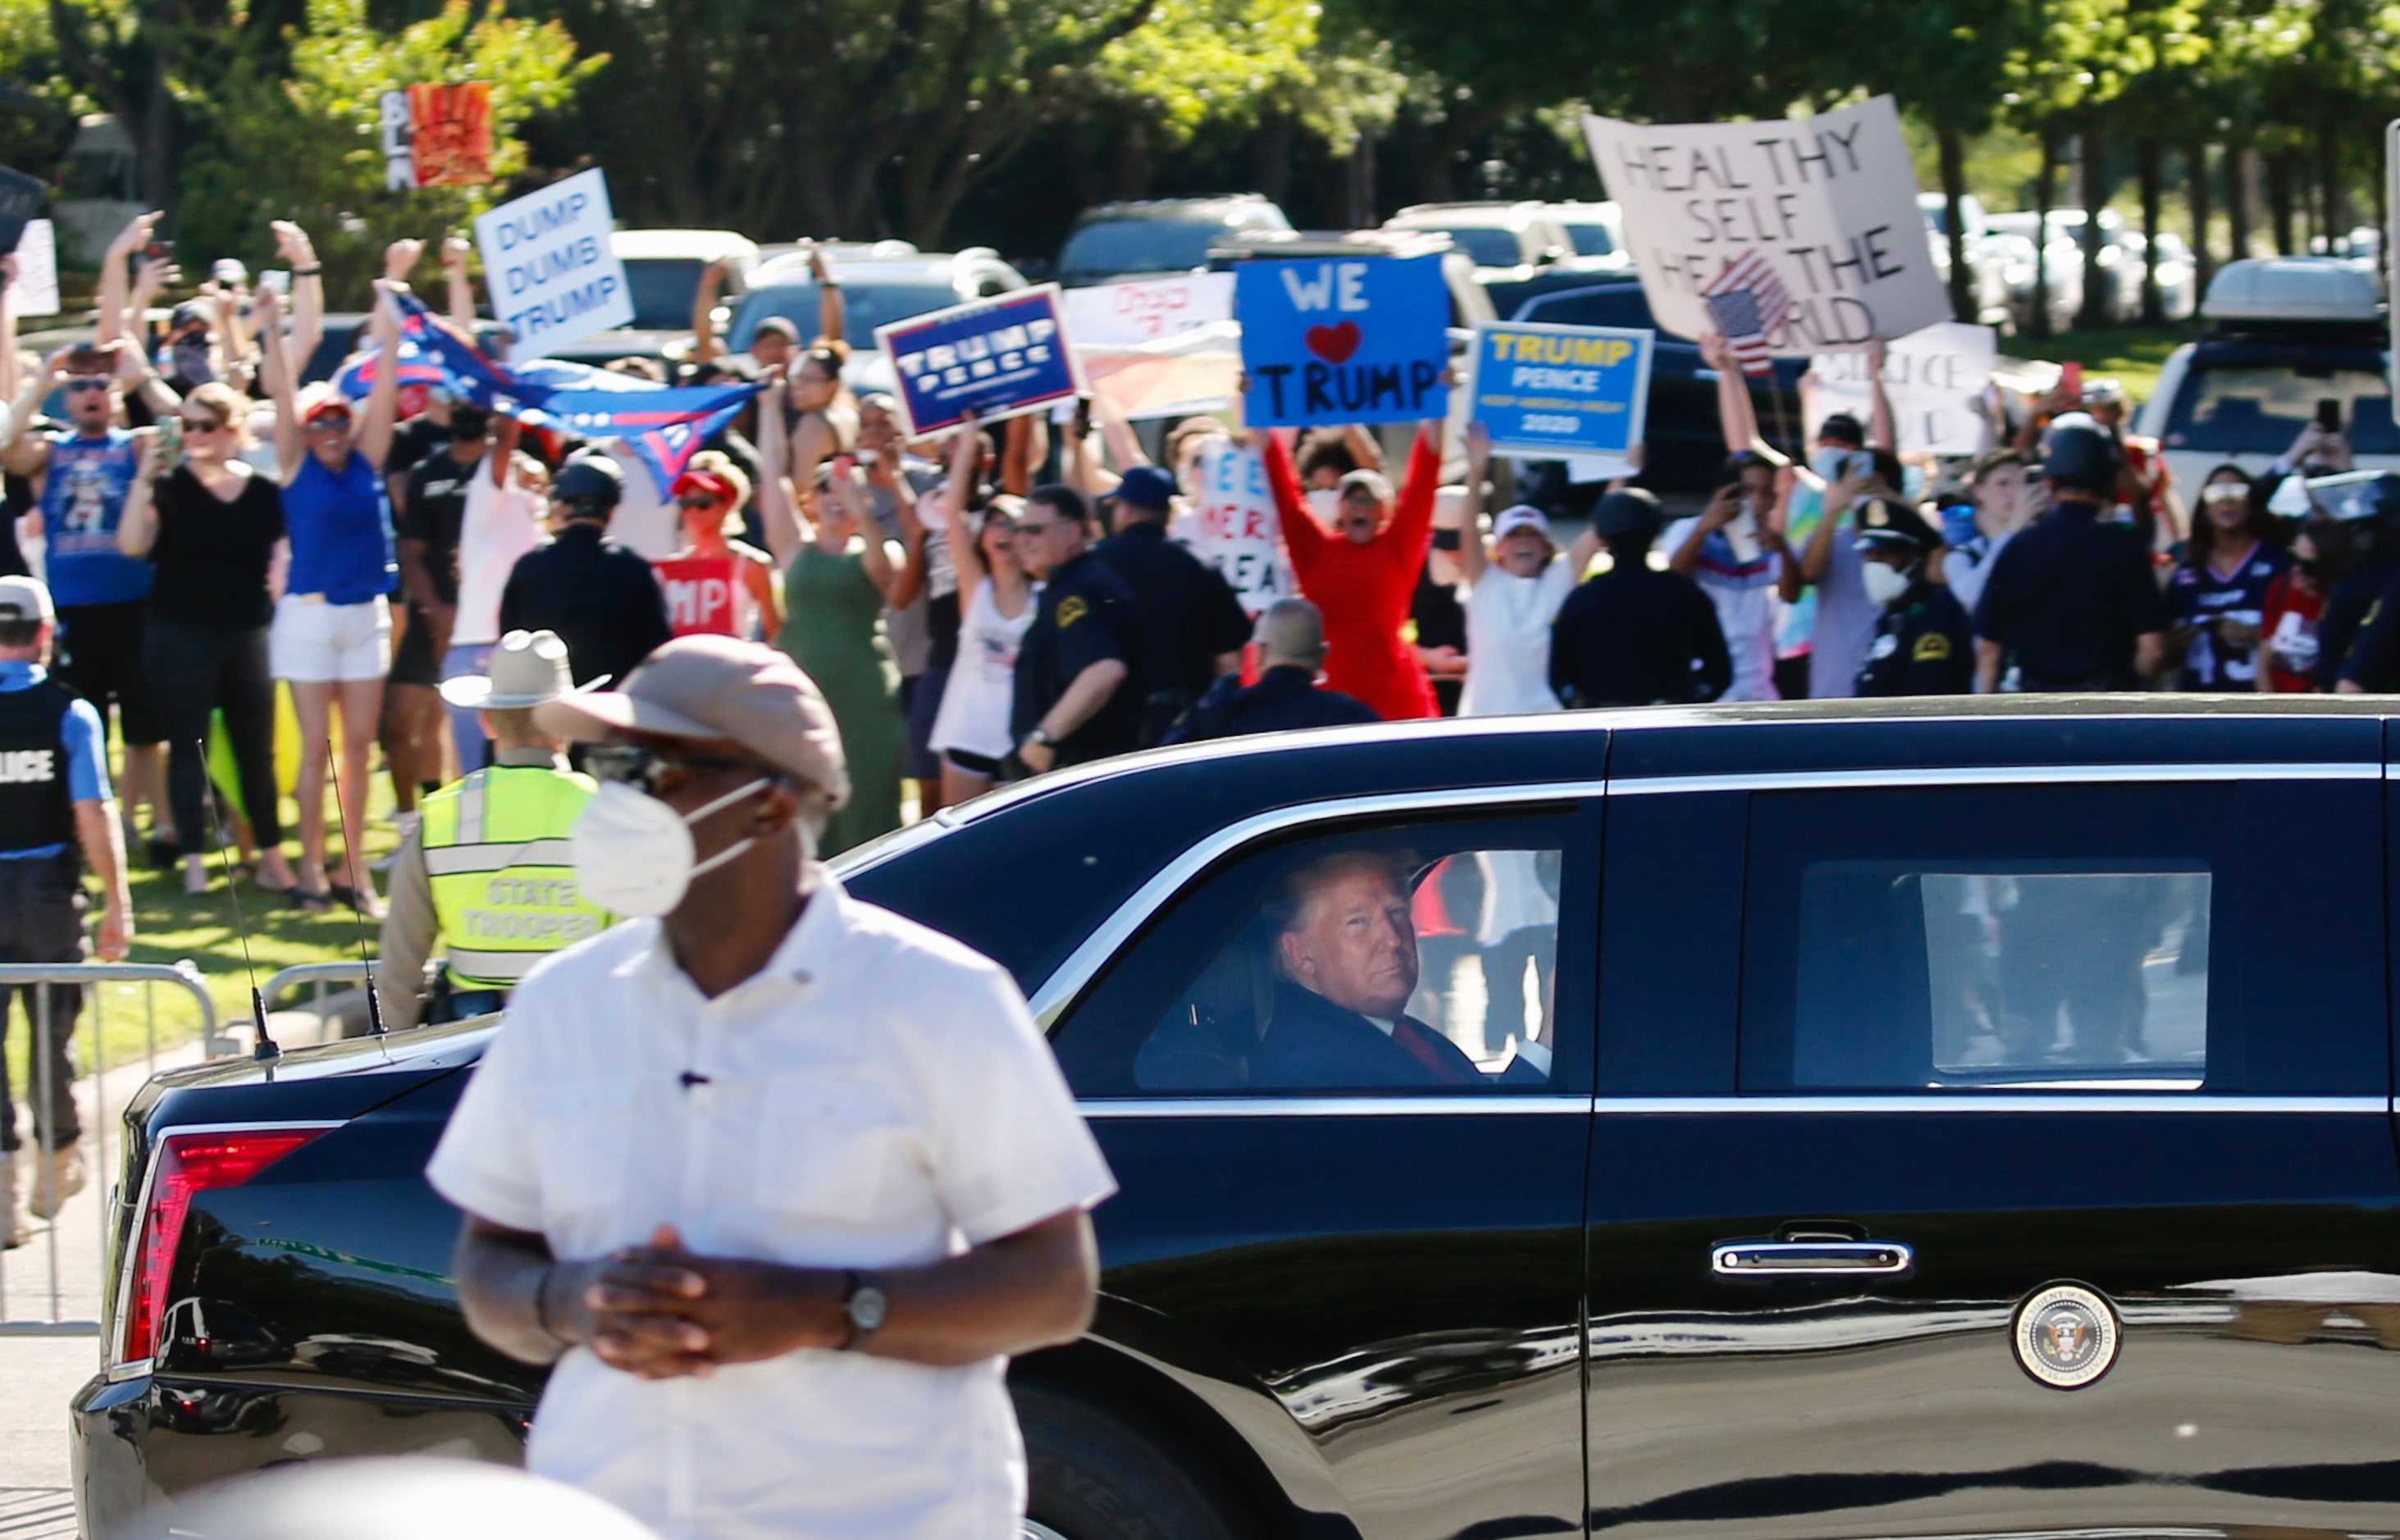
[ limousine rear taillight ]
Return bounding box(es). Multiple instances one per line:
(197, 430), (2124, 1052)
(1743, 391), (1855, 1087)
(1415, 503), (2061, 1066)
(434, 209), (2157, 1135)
(121, 1128), (328, 1366)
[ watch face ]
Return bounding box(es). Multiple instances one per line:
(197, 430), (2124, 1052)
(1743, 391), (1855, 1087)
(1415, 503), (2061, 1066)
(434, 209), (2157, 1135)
(851, 1286), (889, 1332)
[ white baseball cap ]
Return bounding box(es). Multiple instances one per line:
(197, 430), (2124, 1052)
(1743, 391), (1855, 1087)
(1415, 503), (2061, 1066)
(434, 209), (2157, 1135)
(0, 576), (55, 625)
(1491, 505), (1553, 543)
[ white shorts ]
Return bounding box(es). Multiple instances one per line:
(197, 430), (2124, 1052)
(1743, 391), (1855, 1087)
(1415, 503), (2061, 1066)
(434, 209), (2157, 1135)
(270, 595), (392, 683)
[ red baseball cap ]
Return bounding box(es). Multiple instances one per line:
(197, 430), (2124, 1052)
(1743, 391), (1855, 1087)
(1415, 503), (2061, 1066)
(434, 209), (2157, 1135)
(672, 469), (737, 505)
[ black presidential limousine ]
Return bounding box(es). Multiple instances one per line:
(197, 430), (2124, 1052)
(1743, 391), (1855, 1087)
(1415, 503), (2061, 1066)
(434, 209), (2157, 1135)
(72, 698), (2400, 1540)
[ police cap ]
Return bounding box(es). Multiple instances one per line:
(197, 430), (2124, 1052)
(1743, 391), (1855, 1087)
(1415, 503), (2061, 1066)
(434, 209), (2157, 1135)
(1590, 487), (1663, 540)
(552, 453), (624, 513)
(1852, 496), (1942, 558)
(2043, 421), (2119, 486)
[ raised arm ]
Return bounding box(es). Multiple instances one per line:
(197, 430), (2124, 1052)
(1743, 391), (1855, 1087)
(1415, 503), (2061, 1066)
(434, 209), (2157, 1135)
(837, 467), (913, 604)
(942, 423), (988, 593)
(1062, 402), (1118, 499)
(1002, 412), (1047, 498)
(1701, 330), (1761, 453)
(1261, 428), (1331, 572)
(1093, 391), (1148, 476)
(2, 345), (67, 473)
(1864, 335), (1896, 453)
(442, 235), (477, 334)
(1458, 421), (1491, 584)
(1385, 424), (1444, 572)
(811, 247), (844, 345)
(95, 213), (157, 348)
(274, 221), (326, 376)
(256, 288), (304, 482)
(355, 282), (404, 470)
(116, 431), (164, 558)
(0, 255), (17, 416)
(690, 261), (727, 365)
(754, 377), (804, 567)
(1343, 422), (1384, 472)
(871, 455), (926, 608)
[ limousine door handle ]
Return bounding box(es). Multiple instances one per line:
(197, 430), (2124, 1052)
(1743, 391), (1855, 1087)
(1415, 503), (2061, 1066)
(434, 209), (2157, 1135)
(1709, 1240), (1914, 1278)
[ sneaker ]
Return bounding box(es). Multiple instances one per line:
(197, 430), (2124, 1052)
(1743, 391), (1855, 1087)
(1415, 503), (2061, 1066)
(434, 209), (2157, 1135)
(25, 1142), (84, 1221)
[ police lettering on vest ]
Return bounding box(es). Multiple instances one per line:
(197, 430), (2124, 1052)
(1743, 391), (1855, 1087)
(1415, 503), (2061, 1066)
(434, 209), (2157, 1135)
(0, 681), (77, 856)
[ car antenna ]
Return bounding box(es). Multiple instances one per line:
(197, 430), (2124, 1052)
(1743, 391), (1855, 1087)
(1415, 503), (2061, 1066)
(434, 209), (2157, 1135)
(324, 743), (386, 1037)
(199, 739), (276, 1067)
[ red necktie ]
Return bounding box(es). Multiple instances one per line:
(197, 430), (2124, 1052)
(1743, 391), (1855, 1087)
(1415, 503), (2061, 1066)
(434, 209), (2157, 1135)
(1392, 1017), (1476, 1085)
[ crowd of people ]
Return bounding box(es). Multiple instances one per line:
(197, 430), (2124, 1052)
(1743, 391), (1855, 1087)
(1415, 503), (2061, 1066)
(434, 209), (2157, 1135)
(6, 212), (2400, 937)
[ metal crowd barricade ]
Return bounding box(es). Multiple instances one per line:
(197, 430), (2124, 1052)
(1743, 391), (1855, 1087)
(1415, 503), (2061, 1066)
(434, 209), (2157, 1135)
(0, 960), (221, 1337)
(258, 960), (379, 1026)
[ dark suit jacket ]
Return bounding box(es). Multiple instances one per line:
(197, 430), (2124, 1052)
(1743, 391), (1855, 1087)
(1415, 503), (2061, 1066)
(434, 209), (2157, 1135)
(1254, 981), (1533, 1089)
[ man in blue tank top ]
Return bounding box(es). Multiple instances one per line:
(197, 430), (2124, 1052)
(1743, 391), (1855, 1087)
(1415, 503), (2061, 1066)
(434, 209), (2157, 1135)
(2, 340), (184, 859)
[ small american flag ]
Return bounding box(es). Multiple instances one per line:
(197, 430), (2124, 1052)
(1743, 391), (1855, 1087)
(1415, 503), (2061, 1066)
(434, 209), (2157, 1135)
(1702, 250), (1791, 378)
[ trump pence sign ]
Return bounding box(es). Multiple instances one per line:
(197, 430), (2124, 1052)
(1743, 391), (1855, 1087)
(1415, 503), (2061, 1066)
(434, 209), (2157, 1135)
(1467, 321), (1654, 460)
(877, 286), (1085, 438)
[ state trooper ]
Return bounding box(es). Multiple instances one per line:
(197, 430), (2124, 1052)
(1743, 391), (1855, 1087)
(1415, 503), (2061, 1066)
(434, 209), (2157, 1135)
(376, 631), (612, 1031)
(1854, 497), (1975, 697)
(1973, 421), (2166, 692)
(0, 576), (133, 1247)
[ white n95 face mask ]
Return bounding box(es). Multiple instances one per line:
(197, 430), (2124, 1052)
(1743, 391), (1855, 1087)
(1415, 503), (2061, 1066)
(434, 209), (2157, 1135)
(1860, 562), (1914, 608)
(570, 777), (772, 918)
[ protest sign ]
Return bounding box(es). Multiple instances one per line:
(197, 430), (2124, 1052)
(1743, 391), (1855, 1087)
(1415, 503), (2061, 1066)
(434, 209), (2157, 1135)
(1583, 95), (1948, 353)
(1804, 321), (1997, 455)
(11, 220), (58, 316)
(380, 92), (416, 191)
(877, 285), (1084, 438)
(1237, 253), (1450, 428)
(1062, 273), (1234, 349)
(474, 168), (632, 362)
(1081, 322), (1240, 421)
(1467, 321), (1653, 460)
(1190, 438), (1295, 617)
(409, 83), (494, 186)
(0, 166), (44, 255)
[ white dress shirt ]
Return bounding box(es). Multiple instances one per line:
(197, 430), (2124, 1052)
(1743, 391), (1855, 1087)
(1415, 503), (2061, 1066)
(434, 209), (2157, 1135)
(427, 874), (1116, 1540)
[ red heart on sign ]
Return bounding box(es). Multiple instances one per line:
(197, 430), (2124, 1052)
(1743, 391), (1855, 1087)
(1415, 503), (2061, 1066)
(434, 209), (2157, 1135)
(1304, 321), (1362, 365)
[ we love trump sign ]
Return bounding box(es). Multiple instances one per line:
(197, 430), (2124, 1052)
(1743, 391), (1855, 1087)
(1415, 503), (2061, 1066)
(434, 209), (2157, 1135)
(1236, 254), (1451, 428)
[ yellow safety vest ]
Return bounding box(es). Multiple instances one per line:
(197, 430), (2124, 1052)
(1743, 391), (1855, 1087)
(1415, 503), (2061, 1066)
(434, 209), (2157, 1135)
(421, 765), (612, 990)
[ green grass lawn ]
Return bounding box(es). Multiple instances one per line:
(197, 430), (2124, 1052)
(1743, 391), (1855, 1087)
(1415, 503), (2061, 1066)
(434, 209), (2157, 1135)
(2001, 323), (2203, 412)
(5, 753), (403, 1099)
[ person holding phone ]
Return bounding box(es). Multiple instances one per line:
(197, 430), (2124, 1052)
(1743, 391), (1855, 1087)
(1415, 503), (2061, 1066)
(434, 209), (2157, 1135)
(1666, 452), (1788, 702)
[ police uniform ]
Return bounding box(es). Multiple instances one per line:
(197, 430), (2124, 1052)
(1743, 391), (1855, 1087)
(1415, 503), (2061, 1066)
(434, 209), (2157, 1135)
(2320, 475), (2400, 690)
(0, 576), (111, 1231)
(1546, 490), (1732, 708)
(1011, 548), (1144, 768)
(1092, 506), (1252, 746)
(377, 631), (611, 1031)
(1853, 497), (1975, 698)
(1972, 497), (2163, 690)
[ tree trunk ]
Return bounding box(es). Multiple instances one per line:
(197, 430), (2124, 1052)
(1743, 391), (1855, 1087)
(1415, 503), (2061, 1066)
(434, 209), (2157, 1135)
(2074, 124), (2113, 330)
(2319, 125), (2347, 249)
(2376, 146), (2390, 270)
(2030, 129), (2059, 340)
(2229, 147), (2253, 261)
(1940, 125), (1972, 321)
(2266, 149), (2295, 255)
(1345, 127), (1378, 230)
(2184, 139), (2213, 298)
(1111, 119), (1152, 202)
(2138, 137), (2164, 325)
(1252, 112), (1293, 208)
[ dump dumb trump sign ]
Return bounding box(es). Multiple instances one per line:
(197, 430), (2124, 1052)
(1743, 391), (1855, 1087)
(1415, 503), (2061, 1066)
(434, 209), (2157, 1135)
(1467, 321), (1654, 459)
(474, 169), (633, 362)
(1583, 95), (1947, 353)
(1237, 254), (1451, 429)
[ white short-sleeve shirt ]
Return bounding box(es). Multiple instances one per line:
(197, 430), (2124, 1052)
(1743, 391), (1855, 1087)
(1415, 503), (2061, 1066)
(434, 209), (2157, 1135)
(427, 874), (1116, 1540)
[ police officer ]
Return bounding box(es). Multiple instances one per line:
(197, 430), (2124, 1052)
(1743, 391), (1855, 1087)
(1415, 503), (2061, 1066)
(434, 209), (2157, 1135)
(497, 454), (674, 693)
(1855, 497), (1975, 696)
(2320, 475), (2400, 691)
(1166, 599), (1380, 742)
(1093, 464), (1252, 745)
(1548, 489), (1731, 708)
(376, 631), (611, 1031)
(1973, 423), (2165, 692)
(0, 576), (132, 1248)
(1012, 484), (1144, 772)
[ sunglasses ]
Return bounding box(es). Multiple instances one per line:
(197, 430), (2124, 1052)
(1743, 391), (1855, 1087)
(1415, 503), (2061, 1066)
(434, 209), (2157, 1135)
(180, 417), (226, 434)
(305, 415), (351, 432)
(1015, 519), (1068, 537)
(2201, 484), (2249, 502)
(66, 378), (112, 394)
(585, 745), (768, 797)
(676, 494), (723, 509)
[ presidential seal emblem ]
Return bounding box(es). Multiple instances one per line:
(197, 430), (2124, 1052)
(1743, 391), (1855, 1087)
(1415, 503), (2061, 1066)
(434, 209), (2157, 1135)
(2012, 1283), (2119, 1389)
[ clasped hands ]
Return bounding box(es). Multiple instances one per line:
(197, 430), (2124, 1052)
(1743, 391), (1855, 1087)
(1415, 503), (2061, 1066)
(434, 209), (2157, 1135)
(553, 1223), (846, 1379)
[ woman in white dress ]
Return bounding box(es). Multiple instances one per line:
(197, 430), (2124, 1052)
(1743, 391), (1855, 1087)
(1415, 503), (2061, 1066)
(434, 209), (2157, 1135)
(928, 421), (1040, 804)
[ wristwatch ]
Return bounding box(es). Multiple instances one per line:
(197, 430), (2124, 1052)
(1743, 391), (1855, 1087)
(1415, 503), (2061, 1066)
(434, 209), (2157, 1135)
(840, 1269), (887, 1351)
(1020, 727), (1053, 754)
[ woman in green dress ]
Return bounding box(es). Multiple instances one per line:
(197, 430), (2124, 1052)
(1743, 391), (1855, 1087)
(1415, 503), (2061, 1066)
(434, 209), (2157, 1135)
(759, 371), (923, 854)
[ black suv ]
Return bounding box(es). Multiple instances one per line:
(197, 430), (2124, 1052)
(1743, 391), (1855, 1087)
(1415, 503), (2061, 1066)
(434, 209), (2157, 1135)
(75, 699), (2400, 1540)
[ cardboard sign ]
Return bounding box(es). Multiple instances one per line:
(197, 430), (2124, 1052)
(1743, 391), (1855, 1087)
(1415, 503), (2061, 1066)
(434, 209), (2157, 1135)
(1583, 95), (1949, 353)
(1467, 321), (1654, 460)
(1062, 273), (1234, 349)
(0, 166), (43, 255)
(1236, 254), (1450, 428)
(475, 169), (633, 362)
(410, 83), (494, 187)
(11, 220), (58, 317)
(1804, 321), (1997, 455)
(877, 285), (1084, 438)
(655, 553), (741, 637)
(1189, 438), (1295, 617)
(380, 91), (416, 191)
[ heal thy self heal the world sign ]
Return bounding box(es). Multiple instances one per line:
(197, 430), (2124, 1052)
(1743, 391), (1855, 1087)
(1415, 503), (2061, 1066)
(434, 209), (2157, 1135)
(1583, 95), (1948, 353)
(1237, 254), (1450, 429)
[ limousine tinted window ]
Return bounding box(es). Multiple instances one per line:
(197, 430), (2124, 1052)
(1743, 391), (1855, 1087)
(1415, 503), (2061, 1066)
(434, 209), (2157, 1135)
(1052, 814), (1574, 1095)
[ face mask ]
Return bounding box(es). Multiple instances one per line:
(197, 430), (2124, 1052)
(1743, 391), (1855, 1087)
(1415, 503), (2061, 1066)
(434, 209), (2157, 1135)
(171, 338), (213, 385)
(1860, 561), (1914, 607)
(1811, 448), (1857, 481)
(570, 777), (773, 918)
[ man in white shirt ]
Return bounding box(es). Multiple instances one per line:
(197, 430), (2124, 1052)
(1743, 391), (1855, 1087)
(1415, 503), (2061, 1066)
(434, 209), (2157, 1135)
(1664, 454), (1789, 703)
(428, 634), (1116, 1540)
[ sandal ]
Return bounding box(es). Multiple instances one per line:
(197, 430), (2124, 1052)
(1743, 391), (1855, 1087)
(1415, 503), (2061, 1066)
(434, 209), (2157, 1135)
(329, 883), (383, 919)
(289, 886), (335, 914)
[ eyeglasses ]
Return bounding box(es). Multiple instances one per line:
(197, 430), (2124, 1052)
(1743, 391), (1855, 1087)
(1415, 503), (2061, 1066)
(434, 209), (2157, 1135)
(65, 378), (111, 394)
(585, 744), (769, 797)
(180, 417), (226, 434)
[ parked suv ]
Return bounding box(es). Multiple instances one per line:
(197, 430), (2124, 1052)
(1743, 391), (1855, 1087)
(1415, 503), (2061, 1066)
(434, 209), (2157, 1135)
(1054, 194), (1294, 287)
(80, 698), (2400, 1540)
(2133, 256), (2398, 490)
